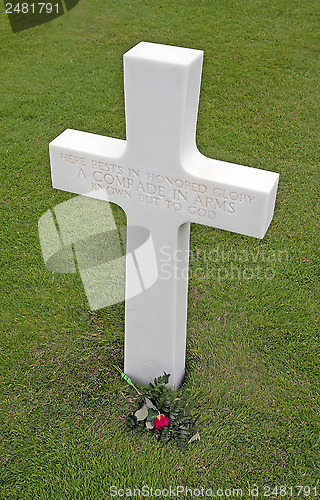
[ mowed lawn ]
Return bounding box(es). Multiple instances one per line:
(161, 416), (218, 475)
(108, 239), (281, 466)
(0, 0), (319, 498)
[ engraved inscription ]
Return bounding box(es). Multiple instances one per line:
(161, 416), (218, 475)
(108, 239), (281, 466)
(60, 153), (86, 166)
(60, 152), (255, 219)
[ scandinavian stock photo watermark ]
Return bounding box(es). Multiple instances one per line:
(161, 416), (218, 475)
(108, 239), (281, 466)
(159, 245), (288, 283)
(109, 485), (243, 498)
(108, 484), (317, 498)
(38, 197), (288, 310)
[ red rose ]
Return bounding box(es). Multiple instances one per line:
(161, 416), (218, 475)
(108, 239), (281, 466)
(153, 414), (170, 430)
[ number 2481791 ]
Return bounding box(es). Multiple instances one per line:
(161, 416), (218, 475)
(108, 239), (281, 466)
(6, 3), (61, 14)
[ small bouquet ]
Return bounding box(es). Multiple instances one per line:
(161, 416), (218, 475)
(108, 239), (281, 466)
(116, 369), (200, 451)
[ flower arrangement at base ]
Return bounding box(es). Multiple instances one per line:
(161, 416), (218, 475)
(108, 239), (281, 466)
(116, 370), (200, 451)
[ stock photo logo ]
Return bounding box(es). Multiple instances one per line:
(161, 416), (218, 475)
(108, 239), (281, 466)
(38, 196), (158, 310)
(4, 0), (80, 33)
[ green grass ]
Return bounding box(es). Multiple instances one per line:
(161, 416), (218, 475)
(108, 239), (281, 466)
(0, 0), (319, 498)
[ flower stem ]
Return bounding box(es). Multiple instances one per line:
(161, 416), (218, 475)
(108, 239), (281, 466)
(114, 365), (142, 395)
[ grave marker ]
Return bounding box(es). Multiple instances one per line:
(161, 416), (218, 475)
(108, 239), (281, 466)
(49, 42), (279, 389)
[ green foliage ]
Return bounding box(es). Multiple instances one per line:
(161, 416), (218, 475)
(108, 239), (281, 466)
(126, 373), (197, 451)
(145, 372), (172, 414)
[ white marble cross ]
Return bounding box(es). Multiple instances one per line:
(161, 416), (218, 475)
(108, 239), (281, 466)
(49, 42), (279, 389)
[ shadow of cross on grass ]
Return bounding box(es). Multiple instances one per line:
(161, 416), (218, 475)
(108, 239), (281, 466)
(46, 41), (279, 390)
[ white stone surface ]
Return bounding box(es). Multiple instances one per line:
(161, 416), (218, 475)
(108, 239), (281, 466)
(49, 41), (279, 389)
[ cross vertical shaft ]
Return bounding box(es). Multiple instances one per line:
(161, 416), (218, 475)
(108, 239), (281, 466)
(122, 43), (204, 388)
